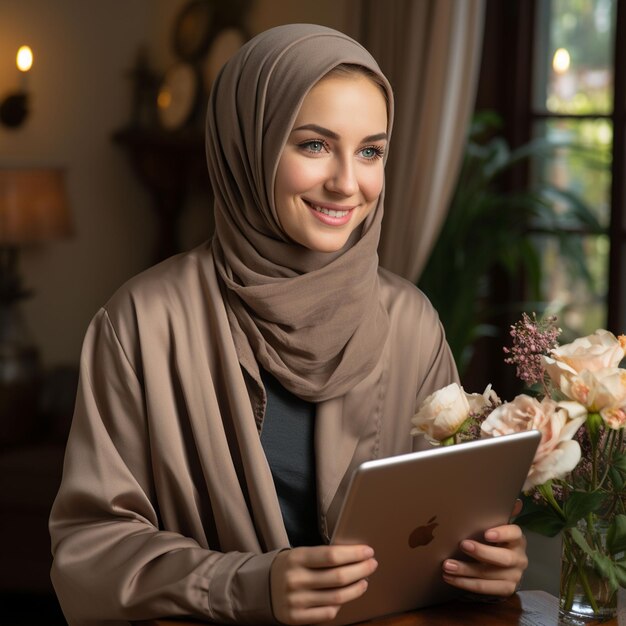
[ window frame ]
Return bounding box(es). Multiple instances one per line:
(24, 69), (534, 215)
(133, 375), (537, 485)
(466, 0), (625, 396)
(608, 0), (626, 331)
(525, 0), (625, 333)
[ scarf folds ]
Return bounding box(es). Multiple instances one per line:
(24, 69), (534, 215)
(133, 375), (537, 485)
(206, 24), (395, 401)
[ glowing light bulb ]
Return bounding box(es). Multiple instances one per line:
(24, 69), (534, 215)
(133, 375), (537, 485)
(552, 48), (570, 74)
(157, 89), (172, 109)
(16, 46), (33, 73)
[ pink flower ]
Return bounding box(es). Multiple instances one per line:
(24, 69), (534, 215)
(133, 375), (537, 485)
(411, 383), (498, 444)
(503, 313), (560, 386)
(481, 395), (587, 490)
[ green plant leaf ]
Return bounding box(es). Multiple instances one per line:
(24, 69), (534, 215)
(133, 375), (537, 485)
(563, 491), (607, 527)
(607, 515), (626, 556)
(609, 467), (625, 490)
(536, 185), (604, 232)
(570, 527), (594, 557)
(613, 453), (626, 474)
(515, 507), (566, 537)
(616, 562), (626, 587)
(591, 553), (619, 593)
(417, 110), (600, 376)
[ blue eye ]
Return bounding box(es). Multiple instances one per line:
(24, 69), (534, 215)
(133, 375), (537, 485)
(300, 140), (327, 154)
(360, 146), (384, 160)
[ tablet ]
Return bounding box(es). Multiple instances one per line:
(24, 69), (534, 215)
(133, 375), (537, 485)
(326, 430), (541, 626)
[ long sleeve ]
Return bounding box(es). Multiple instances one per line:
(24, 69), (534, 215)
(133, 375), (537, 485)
(413, 316), (459, 410)
(410, 317), (459, 453)
(49, 309), (280, 626)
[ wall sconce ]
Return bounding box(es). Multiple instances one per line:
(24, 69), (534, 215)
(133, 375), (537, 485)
(0, 45), (34, 129)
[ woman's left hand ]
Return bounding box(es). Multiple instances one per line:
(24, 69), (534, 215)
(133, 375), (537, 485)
(441, 500), (528, 597)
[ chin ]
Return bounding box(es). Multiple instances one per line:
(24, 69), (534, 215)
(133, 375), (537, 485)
(303, 234), (352, 253)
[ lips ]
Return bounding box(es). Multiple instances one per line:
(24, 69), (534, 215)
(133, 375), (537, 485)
(303, 199), (356, 223)
(312, 204), (350, 218)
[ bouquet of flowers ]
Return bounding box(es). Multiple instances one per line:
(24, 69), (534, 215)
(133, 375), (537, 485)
(411, 314), (626, 622)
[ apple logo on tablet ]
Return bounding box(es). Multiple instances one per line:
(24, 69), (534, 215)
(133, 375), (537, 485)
(409, 515), (438, 548)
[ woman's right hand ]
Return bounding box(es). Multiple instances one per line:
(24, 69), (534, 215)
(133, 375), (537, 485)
(270, 545), (378, 625)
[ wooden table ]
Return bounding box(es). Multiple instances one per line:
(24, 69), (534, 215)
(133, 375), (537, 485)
(136, 590), (626, 625)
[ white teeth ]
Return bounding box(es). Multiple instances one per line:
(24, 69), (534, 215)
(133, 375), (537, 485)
(311, 204), (349, 217)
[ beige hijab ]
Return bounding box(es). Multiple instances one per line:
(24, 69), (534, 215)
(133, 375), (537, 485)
(207, 24), (394, 401)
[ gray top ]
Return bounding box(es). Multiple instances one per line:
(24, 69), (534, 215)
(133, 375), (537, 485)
(260, 368), (322, 546)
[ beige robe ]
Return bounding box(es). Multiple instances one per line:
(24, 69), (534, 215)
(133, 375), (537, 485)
(49, 243), (458, 625)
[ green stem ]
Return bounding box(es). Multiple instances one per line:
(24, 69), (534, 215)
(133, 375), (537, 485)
(575, 558), (599, 613)
(596, 428), (616, 490)
(591, 445), (598, 491)
(562, 558), (576, 611)
(562, 531), (600, 614)
(592, 429), (617, 522)
(586, 512), (599, 551)
(613, 428), (626, 513)
(539, 481), (565, 518)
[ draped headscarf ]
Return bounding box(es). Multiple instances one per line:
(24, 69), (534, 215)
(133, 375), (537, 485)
(207, 24), (394, 401)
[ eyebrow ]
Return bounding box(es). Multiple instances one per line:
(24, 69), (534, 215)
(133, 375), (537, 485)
(292, 123), (387, 143)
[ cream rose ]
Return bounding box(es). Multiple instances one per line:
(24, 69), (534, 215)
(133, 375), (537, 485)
(558, 368), (626, 414)
(546, 330), (626, 376)
(601, 407), (626, 429)
(542, 355), (578, 393)
(411, 383), (497, 444)
(481, 395), (587, 490)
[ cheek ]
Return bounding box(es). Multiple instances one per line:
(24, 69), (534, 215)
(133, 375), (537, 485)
(275, 154), (323, 198)
(359, 165), (385, 203)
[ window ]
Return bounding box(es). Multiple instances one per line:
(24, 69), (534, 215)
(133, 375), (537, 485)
(530, 0), (626, 337)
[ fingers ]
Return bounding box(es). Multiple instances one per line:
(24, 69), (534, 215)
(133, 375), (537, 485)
(282, 548), (378, 591)
(442, 572), (519, 597)
(484, 522), (525, 547)
(279, 578), (371, 625)
(460, 527), (527, 570)
(441, 524), (528, 598)
(283, 545), (377, 589)
(442, 554), (522, 597)
(290, 544), (375, 569)
(270, 546), (379, 625)
(443, 545), (525, 579)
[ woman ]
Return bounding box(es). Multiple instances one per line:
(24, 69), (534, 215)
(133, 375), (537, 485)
(50, 24), (527, 626)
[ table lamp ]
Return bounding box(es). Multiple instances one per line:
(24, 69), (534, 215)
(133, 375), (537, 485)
(0, 168), (72, 446)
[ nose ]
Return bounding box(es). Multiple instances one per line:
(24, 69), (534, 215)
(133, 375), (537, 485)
(324, 156), (359, 197)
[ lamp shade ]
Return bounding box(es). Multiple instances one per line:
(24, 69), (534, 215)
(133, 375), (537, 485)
(0, 168), (72, 245)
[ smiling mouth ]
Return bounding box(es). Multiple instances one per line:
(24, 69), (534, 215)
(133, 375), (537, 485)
(305, 200), (354, 218)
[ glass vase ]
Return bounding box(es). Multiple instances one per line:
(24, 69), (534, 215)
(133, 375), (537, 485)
(559, 518), (619, 624)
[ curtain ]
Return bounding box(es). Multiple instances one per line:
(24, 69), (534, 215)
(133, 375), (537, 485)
(346, 0), (485, 282)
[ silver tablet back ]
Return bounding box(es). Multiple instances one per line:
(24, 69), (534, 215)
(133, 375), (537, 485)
(325, 430), (541, 626)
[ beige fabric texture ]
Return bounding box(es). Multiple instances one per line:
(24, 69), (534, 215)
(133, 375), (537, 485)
(50, 248), (457, 625)
(208, 23), (394, 402)
(49, 24), (459, 626)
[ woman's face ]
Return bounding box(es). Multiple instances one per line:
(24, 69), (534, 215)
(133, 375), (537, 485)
(274, 73), (388, 253)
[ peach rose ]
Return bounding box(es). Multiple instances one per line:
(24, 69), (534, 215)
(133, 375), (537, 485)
(557, 368), (626, 415)
(411, 383), (498, 444)
(601, 407), (626, 429)
(542, 355), (578, 393)
(544, 335), (626, 400)
(544, 330), (626, 385)
(481, 395), (587, 490)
